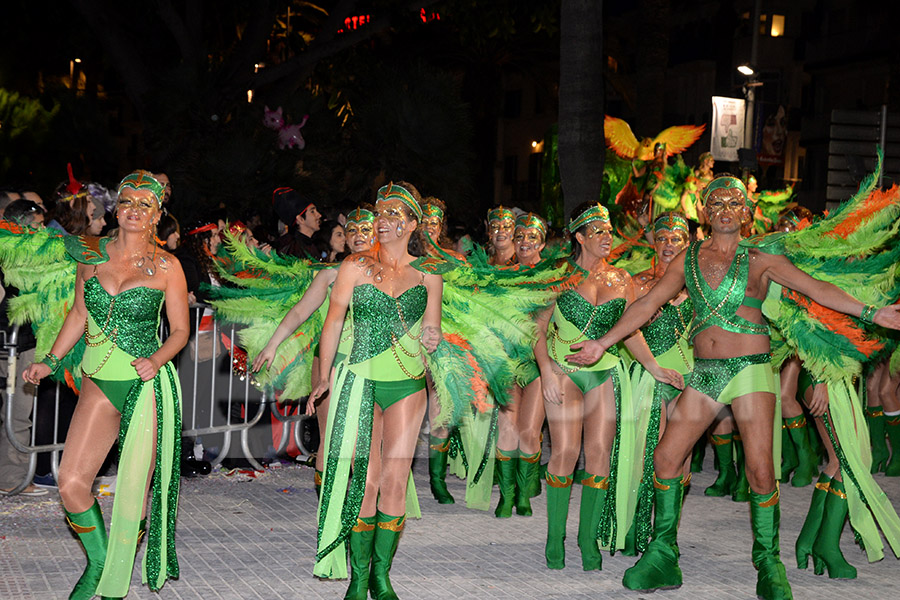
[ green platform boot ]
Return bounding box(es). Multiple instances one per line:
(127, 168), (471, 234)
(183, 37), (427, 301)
(885, 415), (900, 477)
(369, 511), (405, 600)
(705, 433), (737, 496)
(732, 435), (750, 502)
(578, 474), (606, 571)
(65, 500), (108, 600)
(428, 435), (455, 504)
(750, 488), (794, 600)
(345, 516), (376, 599)
(779, 420), (798, 483)
(785, 416), (818, 487)
(544, 473), (573, 569)
(795, 473), (831, 569)
(515, 450), (541, 516)
(690, 437), (706, 473)
(867, 406), (889, 473)
(811, 480), (857, 579)
(622, 475), (684, 592)
(494, 449), (517, 518)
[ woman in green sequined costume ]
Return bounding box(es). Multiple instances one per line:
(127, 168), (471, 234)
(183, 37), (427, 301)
(308, 182), (442, 600)
(533, 203), (683, 570)
(24, 171), (189, 599)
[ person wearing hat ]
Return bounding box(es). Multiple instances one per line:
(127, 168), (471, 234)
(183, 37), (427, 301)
(273, 187), (322, 260)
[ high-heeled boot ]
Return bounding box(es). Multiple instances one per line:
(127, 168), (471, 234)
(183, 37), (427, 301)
(866, 405), (888, 473)
(795, 473), (831, 569)
(428, 435), (455, 504)
(577, 474), (606, 571)
(369, 511), (405, 600)
(885, 415), (900, 477)
(345, 516), (376, 599)
(515, 450), (540, 515)
(622, 475), (684, 591)
(705, 433), (736, 496)
(544, 473), (573, 569)
(65, 500), (108, 600)
(785, 415), (818, 487)
(494, 448), (517, 518)
(811, 479), (857, 579)
(732, 434), (750, 502)
(750, 488), (794, 600)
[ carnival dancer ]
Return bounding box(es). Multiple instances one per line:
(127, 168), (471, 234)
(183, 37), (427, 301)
(21, 171), (188, 599)
(534, 203), (683, 570)
(566, 174), (900, 599)
(495, 213), (549, 518)
(487, 207), (517, 267)
(309, 182), (442, 600)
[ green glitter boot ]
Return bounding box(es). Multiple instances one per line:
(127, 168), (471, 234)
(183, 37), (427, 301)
(577, 474), (606, 571)
(690, 437), (706, 473)
(65, 500), (108, 600)
(785, 416), (818, 487)
(732, 435), (750, 502)
(544, 473), (573, 569)
(345, 516), (376, 600)
(866, 406), (888, 473)
(705, 433), (737, 497)
(369, 511), (405, 600)
(811, 480), (857, 579)
(622, 475), (683, 592)
(494, 449), (517, 518)
(750, 488), (794, 600)
(885, 415), (900, 477)
(515, 450), (540, 516)
(428, 435), (455, 504)
(795, 473), (831, 569)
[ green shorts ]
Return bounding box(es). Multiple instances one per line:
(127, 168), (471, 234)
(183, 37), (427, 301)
(687, 353), (775, 405)
(566, 368), (614, 395)
(372, 378), (426, 411)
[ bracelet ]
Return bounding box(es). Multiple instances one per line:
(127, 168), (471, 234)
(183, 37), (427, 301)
(859, 304), (878, 325)
(41, 353), (61, 372)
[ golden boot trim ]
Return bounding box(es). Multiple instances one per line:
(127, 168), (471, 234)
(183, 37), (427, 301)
(546, 473), (574, 488)
(887, 418), (900, 426)
(66, 517), (96, 534)
(867, 409), (884, 418)
(519, 451), (541, 464)
(430, 439), (451, 452)
(710, 435), (731, 446)
(827, 486), (848, 500)
(653, 474), (670, 491)
(353, 518), (376, 532)
(681, 473), (692, 486)
(581, 475), (609, 489)
(785, 417), (807, 429)
(496, 449), (516, 461)
(757, 488), (780, 508)
(377, 517), (406, 532)
(814, 481), (831, 492)
(314, 471), (322, 485)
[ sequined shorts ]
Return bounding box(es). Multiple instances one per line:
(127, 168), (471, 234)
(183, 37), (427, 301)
(687, 353), (775, 405)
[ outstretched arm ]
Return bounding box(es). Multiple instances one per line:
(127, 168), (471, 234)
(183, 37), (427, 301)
(309, 262), (356, 401)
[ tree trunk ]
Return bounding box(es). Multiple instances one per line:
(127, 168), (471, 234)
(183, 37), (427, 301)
(559, 0), (605, 219)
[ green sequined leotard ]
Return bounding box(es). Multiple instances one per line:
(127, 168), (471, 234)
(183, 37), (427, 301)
(70, 242), (182, 597)
(315, 283), (427, 578)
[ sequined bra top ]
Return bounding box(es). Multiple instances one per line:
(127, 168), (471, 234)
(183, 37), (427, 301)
(348, 283), (427, 364)
(642, 299), (693, 356)
(553, 292), (626, 355)
(84, 276), (164, 358)
(683, 241), (768, 342)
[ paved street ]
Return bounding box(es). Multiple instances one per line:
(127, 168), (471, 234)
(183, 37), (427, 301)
(2, 456), (899, 600)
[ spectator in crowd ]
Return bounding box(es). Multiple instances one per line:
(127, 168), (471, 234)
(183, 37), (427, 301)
(313, 219), (346, 262)
(273, 187), (322, 259)
(158, 214), (180, 251)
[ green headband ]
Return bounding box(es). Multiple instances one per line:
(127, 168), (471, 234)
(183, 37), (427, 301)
(117, 170), (164, 206)
(703, 175), (751, 207)
(653, 212), (689, 234)
(346, 208), (374, 225)
(423, 204), (445, 220)
(487, 206), (515, 222)
(516, 213), (547, 238)
(377, 182), (422, 221)
(568, 203), (610, 233)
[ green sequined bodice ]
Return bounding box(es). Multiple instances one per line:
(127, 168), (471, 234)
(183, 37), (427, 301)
(555, 292), (625, 351)
(683, 241), (768, 341)
(643, 299), (693, 356)
(348, 283), (427, 364)
(84, 276), (164, 358)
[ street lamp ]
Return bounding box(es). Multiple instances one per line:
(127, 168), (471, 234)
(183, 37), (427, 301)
(737, 64), (754, 76)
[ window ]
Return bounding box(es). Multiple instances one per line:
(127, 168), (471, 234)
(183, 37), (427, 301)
(770, 14), (785, 37)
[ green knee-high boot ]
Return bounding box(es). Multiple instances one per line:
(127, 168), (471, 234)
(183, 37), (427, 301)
(494, 449), (517, 518)
(795, 473), (831, 569)
(315, 470), (323, 498)
(370, 511), (405, 600)
(515, 450), (541, 516)
(785, 416), (818, 487)
(345, 516), (376, 600)
(732, 435), (750, 502)
(428, 435), (455, 504)
(885, 415), (900, 477)
(779, 421), (798, 483)
(577, 474), (606, 571)
(65, 500), (108, 600)
(811, 480), (857, 579)
(750, 488), (794, 600)
(544, 473), (573, 569)
(867, 406), (888, 473)
(705, 433), (737, 497)
(622, 475), (684, 591)
(690, 437), (706, 473)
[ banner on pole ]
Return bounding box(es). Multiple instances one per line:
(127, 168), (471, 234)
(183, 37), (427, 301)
(711, 96), (745, 162)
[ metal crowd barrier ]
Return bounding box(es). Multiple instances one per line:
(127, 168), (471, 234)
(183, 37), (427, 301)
(1, 305), (316, 496)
